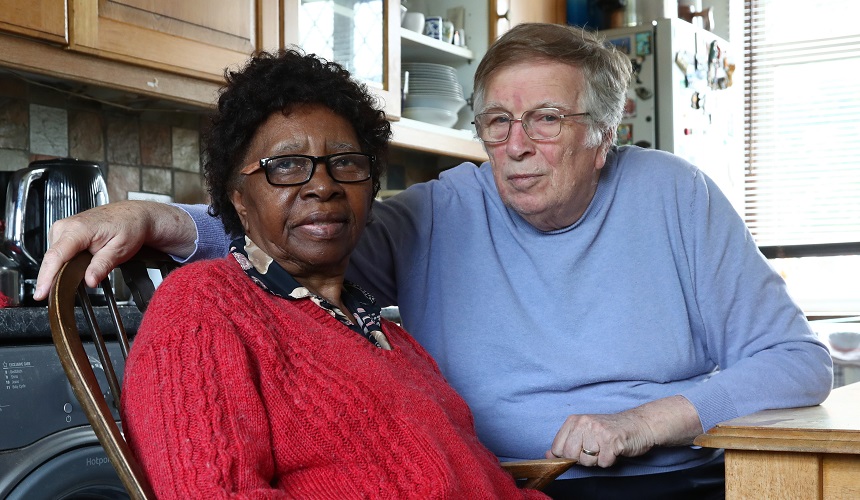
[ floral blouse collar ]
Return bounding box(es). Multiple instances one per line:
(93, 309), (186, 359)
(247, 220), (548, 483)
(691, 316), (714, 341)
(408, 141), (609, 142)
(230, 235), (391, 350)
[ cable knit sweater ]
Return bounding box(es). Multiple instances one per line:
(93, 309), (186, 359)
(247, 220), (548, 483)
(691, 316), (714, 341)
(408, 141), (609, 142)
(120, 256), (544, 499)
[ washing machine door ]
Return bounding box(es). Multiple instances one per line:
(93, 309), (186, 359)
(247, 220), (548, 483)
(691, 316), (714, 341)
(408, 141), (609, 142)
(0, 426), (128, 500)
(0, 343), (130, 500)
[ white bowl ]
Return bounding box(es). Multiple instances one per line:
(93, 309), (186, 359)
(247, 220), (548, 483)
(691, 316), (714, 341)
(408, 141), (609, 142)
(403, 107), (458, 128)
(404, 94), (466, 114)
(829, 331), (860, 352)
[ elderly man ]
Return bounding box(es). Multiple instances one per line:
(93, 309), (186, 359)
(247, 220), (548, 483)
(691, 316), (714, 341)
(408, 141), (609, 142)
(37, 23), (831, 499)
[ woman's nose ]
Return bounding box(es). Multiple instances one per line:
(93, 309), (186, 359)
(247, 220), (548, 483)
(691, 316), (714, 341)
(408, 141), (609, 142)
(301, 161), (343, 199)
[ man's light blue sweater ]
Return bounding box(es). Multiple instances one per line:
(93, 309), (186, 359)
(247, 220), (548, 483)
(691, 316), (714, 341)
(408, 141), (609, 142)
(185, 145), (832, 478)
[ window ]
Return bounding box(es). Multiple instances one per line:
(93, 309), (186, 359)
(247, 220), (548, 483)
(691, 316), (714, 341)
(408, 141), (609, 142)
(744, 0), (860, 315)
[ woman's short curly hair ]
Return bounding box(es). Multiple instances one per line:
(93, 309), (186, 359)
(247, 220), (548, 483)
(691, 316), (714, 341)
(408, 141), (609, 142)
(204, 48), (391, 237)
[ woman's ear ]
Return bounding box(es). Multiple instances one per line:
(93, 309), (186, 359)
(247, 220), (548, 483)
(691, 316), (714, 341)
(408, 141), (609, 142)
(230, 188), (249, 230)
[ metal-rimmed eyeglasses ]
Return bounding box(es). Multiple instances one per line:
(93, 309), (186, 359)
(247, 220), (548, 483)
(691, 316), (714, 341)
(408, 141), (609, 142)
(240, 152), (374, 186)
(472, 107), (590, 143)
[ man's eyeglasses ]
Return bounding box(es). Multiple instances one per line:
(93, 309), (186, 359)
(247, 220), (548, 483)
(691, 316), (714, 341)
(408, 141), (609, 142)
(472, 108), (590, 143)
(241, 152), (374, 186)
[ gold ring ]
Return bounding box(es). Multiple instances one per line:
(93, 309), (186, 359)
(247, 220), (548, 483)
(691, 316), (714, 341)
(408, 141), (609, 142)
(582, 448), (598, 456)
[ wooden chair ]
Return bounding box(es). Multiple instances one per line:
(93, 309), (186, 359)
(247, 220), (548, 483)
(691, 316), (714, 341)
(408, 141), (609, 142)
(49, 247), (179, 500)
(501, 457), (576, 490)
(49, 249), (574, 495)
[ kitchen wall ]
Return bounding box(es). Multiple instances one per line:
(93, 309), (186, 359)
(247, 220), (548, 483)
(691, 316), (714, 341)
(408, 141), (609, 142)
(0, 70), (210, 205)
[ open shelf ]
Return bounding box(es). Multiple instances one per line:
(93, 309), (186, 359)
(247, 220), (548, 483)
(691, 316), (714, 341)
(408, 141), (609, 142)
(390, 118), (486, 163)
(400, 27), (474, 65)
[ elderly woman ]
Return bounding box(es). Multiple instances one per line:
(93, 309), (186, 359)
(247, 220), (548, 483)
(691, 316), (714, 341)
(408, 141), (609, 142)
(119, 50), (545, 499)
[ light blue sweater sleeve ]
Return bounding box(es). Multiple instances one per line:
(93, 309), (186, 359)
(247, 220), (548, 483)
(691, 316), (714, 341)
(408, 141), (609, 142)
(174, 203), (231, 262)
(671, 168), (833, 431)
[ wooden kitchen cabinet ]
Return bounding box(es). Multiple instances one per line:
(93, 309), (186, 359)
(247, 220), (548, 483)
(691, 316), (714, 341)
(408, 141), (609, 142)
(0, 0), (484, 163)
(282, 0), (401, 119)
(0, 0), (67, 45)
(68, 0), (280, 82)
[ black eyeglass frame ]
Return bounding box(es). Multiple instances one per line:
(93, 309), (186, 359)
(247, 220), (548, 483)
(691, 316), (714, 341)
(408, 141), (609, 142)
(471, 107), (591, 143)
(253, 152), (375, 187)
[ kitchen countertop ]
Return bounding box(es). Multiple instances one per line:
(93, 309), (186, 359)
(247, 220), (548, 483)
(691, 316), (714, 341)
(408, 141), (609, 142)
(2, 305), (396, 342)
(0, 305), (143, 343)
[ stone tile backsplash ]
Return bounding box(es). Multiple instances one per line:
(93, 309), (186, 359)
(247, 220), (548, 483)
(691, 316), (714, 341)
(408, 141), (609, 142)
(0, 98), (26, 149)
(68, 111), (105, 162)
(29, 103), (68, 157)
(0, 72), (209, 205)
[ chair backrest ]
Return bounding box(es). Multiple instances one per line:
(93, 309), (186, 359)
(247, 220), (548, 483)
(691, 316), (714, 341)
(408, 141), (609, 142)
(48, 247), (179, 500)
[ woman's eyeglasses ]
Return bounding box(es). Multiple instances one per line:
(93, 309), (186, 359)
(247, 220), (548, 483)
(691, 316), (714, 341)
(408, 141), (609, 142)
(241, 152), (374, 186)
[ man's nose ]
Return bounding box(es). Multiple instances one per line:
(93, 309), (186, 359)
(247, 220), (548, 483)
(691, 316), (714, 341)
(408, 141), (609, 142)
(505, 119), (536, 156)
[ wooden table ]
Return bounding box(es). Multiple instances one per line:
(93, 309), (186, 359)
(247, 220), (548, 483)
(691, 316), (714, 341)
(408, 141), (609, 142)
(694, 382), (860, 499)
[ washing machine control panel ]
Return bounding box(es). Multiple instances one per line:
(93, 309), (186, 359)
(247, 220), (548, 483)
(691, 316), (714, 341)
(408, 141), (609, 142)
(0, 343), (124, 451)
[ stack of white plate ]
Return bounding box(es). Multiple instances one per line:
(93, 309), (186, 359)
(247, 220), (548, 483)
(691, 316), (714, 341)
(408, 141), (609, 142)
(402, 62), (467, 128)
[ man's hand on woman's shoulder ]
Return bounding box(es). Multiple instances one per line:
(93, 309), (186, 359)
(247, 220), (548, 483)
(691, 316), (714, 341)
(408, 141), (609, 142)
(34, 200), (198, 300)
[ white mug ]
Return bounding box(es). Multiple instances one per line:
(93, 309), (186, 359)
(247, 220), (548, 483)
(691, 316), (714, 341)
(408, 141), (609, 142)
(402, 12), (425, 33)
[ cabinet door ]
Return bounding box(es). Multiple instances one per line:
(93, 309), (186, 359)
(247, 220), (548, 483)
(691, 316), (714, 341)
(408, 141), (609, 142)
(68, 0), (279, 82)
(0, 0), (67, 44)
(284, 0), (400, 118)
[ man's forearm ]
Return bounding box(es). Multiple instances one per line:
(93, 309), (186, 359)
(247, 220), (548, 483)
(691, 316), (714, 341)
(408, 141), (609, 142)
(630, 395), (703, 447)
(171, 203), (232, 261)
(148, 203), (200, 259)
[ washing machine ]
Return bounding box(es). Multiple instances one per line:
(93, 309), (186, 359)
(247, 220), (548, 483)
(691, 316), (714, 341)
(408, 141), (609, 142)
(0, 340), (129, 499)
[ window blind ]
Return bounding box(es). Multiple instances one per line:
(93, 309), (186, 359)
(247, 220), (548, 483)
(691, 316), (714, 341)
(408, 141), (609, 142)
(744, 0), (860, 247)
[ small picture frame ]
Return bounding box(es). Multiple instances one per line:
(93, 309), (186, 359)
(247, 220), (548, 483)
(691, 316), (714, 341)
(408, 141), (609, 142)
(623, 97), (637, 118)
(609, 37), (631, 55)
(617, 123), (633, 145)
(635, 32), (652, 56)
